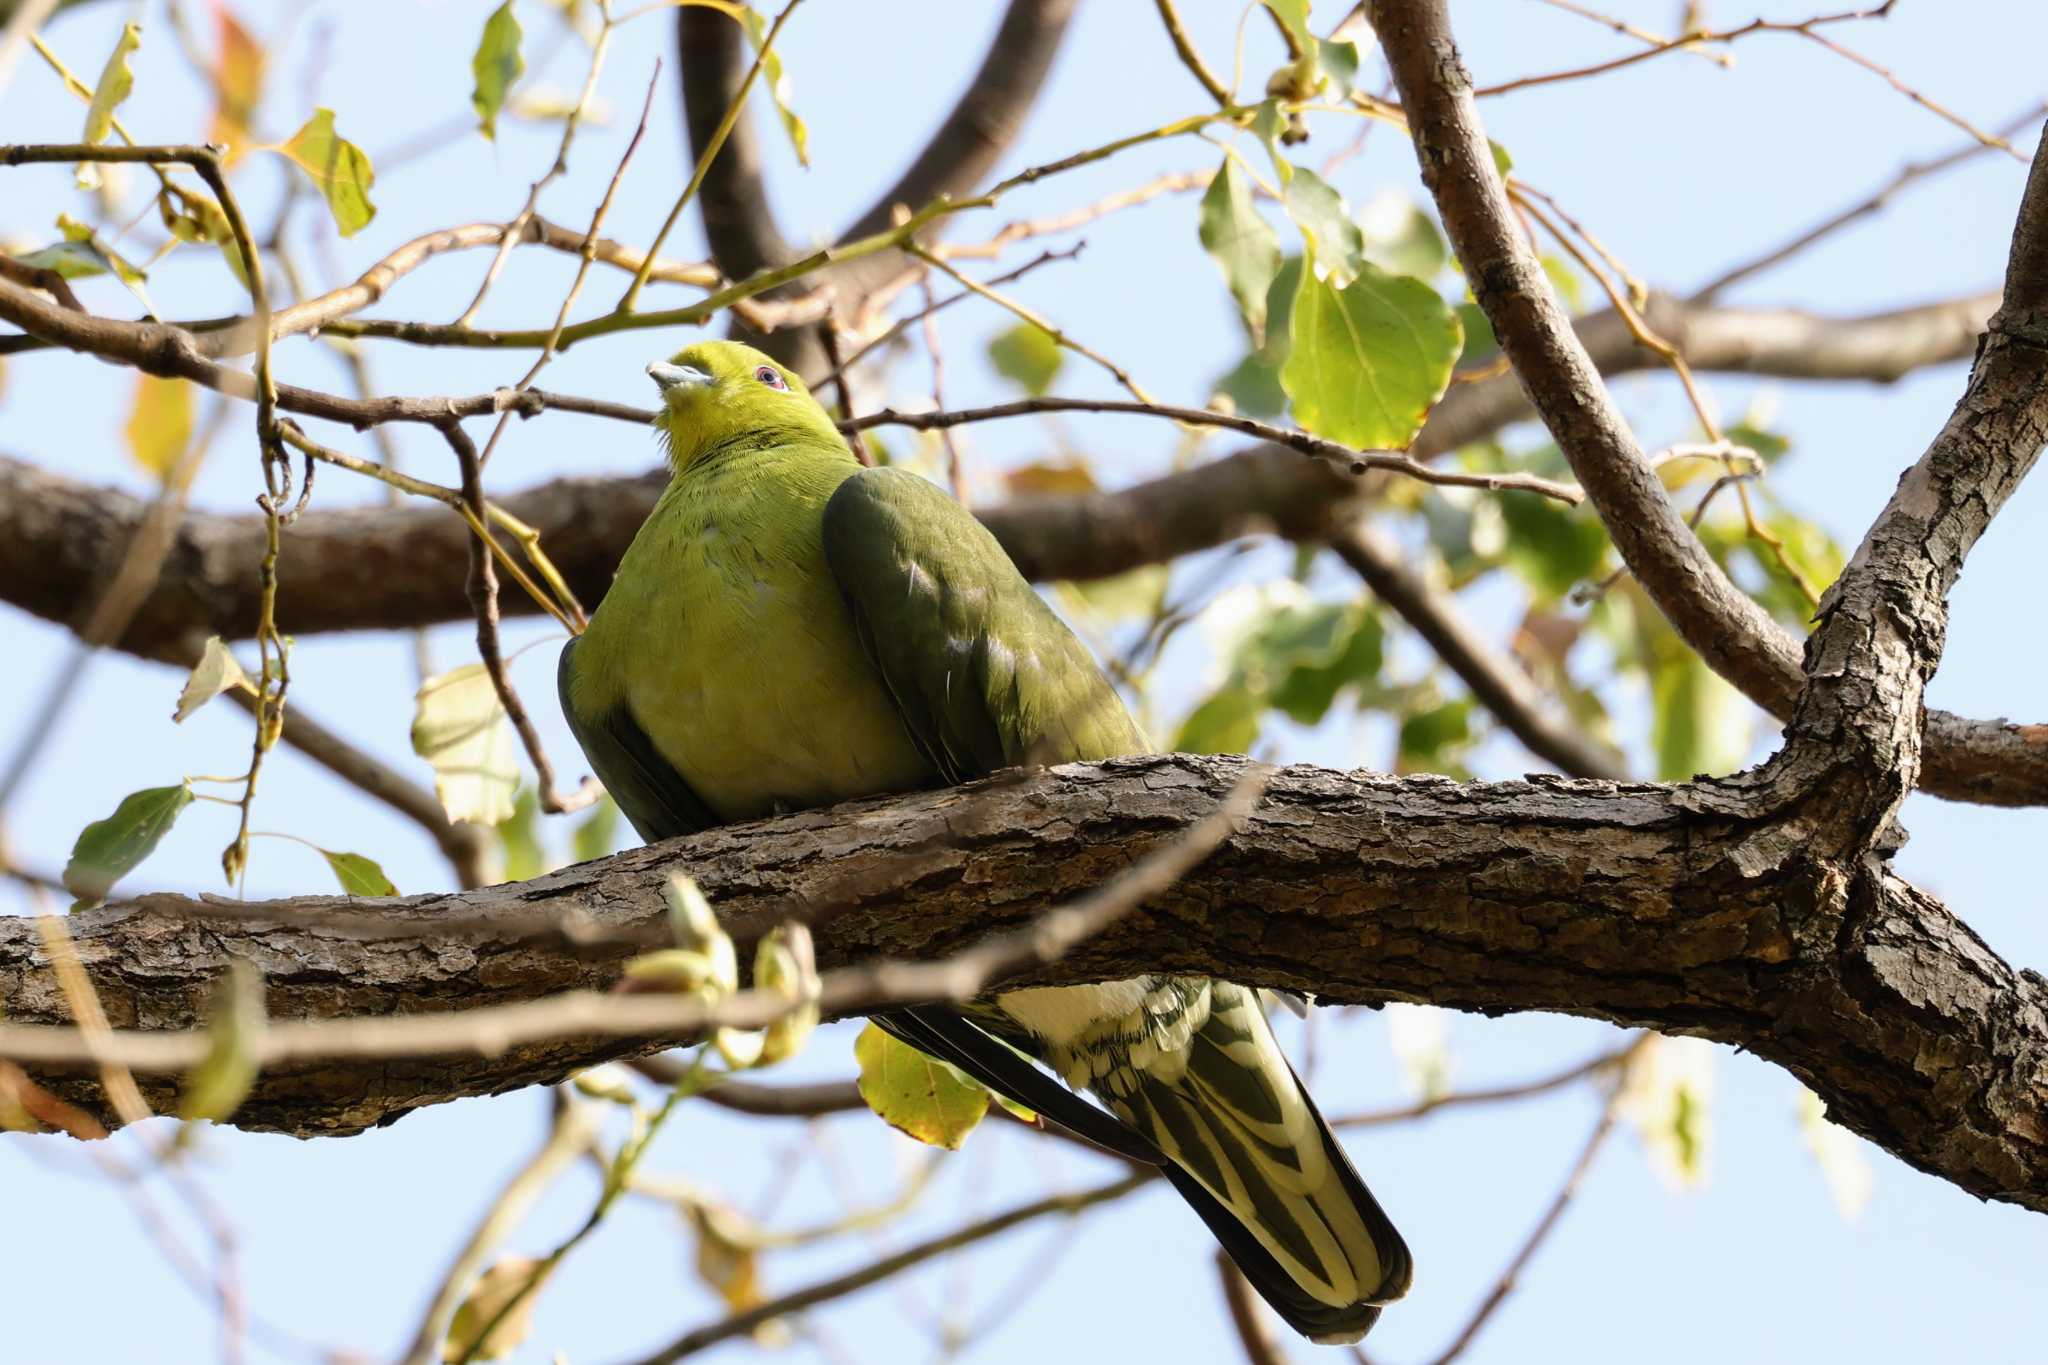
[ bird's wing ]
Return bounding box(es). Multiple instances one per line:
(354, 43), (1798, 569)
(558, 636), (719, 842)
(820, 465), (1147, 780)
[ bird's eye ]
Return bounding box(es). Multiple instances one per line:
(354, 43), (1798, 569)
(755, 365), (788, 390)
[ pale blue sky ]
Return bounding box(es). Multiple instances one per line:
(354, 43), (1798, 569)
(2, 3), (2044, 1362)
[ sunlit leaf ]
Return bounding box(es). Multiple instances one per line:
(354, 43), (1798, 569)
(1619, 1034), (1715, 1192)
(497, 786), (547, 882)
(208, 7), (266, 157)
(276, 108), (377, 237)
(686, 1201), (765, 1315)
(410, 664), (519, 825)
(987, 321), (1063, 396)
(1283, 264), (1462, 450)
(1489, 138), (1514, 175)
(1198, 158), (1282, 347)
(322, 849), (397, 897)
(75, 22), (142, 190)
(172, 637), (249, 722)
(740, 4), (809, 167)
(1281, 163), (1363, 288)
(854, 1020), (990, 1149)
(1797, 1086), (1874, 1221)
(62, 783), (194, 905)
(1384, 1002), (1454, 1100)
(571, 793), (620, 864)
(156, 184), (250, 288)
(178, 960), (265, 1122)
(1259, 0), (1312, 51)
(444, 1258), (550, 1363)
(125, 373), (192, 483)
(1062, 564), (1169, 624)
(753, 923), (818, 1066)
(1359, 190), (1447, 281)
(1269, 606), (1383, 724)
(1651, 652), (1748, 780)
(470, 1), (525, 141)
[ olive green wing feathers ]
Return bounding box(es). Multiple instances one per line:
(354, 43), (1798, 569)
(557, 637), (719, 842)
(820, 466), (1147, 780)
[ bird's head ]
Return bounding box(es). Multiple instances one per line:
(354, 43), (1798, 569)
(646, 340), (846, 472)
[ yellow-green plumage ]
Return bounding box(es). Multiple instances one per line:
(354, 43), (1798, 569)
(558, 341), (1410, 1343)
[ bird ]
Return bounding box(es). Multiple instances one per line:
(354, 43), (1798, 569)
(556, 339), (1412, 1342)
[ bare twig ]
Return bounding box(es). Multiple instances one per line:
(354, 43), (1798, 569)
(629, 1172), (1152, 1364)
(845, 399), (1585, 504)
(1155, 0), (1233, 105)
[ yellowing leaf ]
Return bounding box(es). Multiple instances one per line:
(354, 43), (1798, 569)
(1003, 459), (1097, 499)
(1282, 264), (1462, 451)
(277, 109), (377, 237)
(739, 5), (809, 167)
(854, 1021), (992, 1148)
(987, 321), (1063, 396)
(1618, 1034), (1715, 1192)
(410, 664), (519, 825)
(178, 960), (266, 1122)
(322, 849), (397, 897)
(1199, 157), (1282, 347)
(1797, 1087), (1874, 1221)
(76, 22), (142, 190)
(156, 184), (250, 288)
(685, 1200), (765, 1315)
(1384, 1002), (1455, 1100)
(470, 1), (525, 140)
(173, 637), (250, 722)
(208, 8), (265, 157)
(126, 374), (193, 482)
(444, 1258), (550, 1363)
(62, 783), (194, 906)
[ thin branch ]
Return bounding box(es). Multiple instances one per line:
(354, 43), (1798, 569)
(1155, 0), (1234, 105)
(1693, 99), (2048, 302)
(443, 421), (602, 816)
(845, 399), (1585, 504)
(628, 1172), (1152, 1364)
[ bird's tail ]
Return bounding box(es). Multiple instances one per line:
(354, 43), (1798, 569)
(1108, 983), (1411, 1344)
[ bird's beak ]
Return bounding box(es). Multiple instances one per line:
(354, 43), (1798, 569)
(647, 362), (715, 393)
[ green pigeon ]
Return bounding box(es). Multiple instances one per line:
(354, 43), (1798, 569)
(557, 340), (1412, 1342)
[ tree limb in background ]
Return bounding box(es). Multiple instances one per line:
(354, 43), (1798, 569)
(0, 754), (2042, 1216)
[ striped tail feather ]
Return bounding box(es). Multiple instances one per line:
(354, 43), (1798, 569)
(1104, 983), (1411, 1343)
(874, 987), (1410, 1344)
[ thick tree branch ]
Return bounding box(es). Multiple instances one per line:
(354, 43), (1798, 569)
(1367, 0), (2048, 805)
(1, 755), (2042, 1216)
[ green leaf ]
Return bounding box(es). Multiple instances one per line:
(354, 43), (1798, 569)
(172, 637), (249, 722)
(75, 21), (142, 189)
(740, 5), (809, 167)
(18, 216), (154, 314)
(1281, 163), (1364, 288)
(1259, 0), (1312, 50)
(410, 664), (519, 826)
(1172, 684), (1264, 756)
(322, 849), (397, 897)
(470, 1), (525, 140)
(1199, 158), (1283, 347)
(1313, 35), (1361, 93)
(1282, 264), (1463, 450)
(178, 960), (265, 1123)
(62, 783), (194, 905)
(1398, 699), (1473, 771)
(1651, 651), (1749, 780)
(987, 322), (1063, 396)
(277, 109), (377, 237)
(1270, 607), (1383, 724)
(497, 786), (547, 881)
(571, 794), (620, 864)
(1359, 191), (1448, 282)
(126, 373), (193, 483)
(1489, 139), (1514, 175)
(1060, 564), (1169, 624)
(853, 1020), (989, 1149)
(1499, 491), (1609, 601)
(156, 184), (251, 288)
